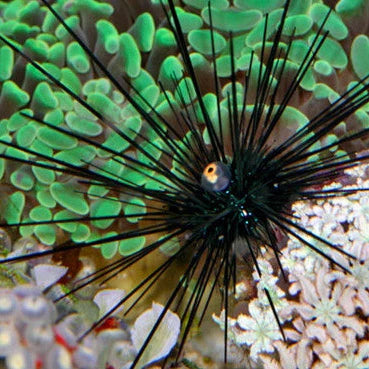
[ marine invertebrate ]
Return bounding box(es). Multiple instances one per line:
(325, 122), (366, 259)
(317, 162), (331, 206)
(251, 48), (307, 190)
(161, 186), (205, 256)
(0, 241), (180, 369)
(1, 0), (369, 368)
(219, 164), (369, 368)
(0, 283), (180, 369)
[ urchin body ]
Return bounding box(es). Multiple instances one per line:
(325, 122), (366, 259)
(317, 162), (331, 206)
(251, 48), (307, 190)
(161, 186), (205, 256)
(175, 147), (301, 255)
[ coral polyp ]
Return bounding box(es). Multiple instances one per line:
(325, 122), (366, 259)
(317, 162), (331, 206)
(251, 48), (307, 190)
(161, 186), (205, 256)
(1, 0), (369, 368)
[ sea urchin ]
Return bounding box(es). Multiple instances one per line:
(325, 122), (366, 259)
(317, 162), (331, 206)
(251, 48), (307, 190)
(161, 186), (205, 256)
(1, 0), (369, 368)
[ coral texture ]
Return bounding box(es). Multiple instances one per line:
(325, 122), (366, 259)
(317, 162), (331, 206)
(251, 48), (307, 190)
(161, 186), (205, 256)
(215, 164), (369, 368)
(1, 0), (369, 369)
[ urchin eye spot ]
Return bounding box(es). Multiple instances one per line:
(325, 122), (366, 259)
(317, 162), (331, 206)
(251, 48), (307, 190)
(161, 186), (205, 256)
(201, 162), (231, 192)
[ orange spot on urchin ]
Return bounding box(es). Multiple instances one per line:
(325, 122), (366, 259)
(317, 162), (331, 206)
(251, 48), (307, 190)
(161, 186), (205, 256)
(203, 163), (218, 184)
(201, 161), (231, 192)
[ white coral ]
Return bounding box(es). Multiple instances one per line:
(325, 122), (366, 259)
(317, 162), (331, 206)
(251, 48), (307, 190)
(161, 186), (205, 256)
(214, 164), (369, 369)
(235, 301), (284, 361)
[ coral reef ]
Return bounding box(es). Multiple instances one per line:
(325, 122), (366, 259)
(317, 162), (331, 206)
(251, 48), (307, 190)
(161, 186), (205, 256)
(1, 0), (369, 368)
(1, 0), (369, 253)
(215, 164), (369, 368)
(0, 259), (180, 369)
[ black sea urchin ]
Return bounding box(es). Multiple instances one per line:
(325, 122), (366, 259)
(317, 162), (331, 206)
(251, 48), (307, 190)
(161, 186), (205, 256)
(1, 0), (369, 368)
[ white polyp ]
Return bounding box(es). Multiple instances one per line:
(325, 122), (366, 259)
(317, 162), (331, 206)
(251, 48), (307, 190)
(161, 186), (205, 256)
(5, 348), (35, 369)
(13, 285), (42, 299)
(19, 295), (51, 324)
(0, 324), (19, 356)
(108, 340), (136, 369)
(32, 264), (68, 291)
(72, 345), (98, 369)
(55, 314), (86, 348)
(0, 292), (17, 320)
(96, 328), (128, 345)
(45, 344), (72, 369)
(25, 324), (55, 353)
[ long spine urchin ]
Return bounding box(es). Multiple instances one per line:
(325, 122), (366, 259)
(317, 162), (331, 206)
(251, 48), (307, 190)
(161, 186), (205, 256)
(1, 0), (369, 368)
